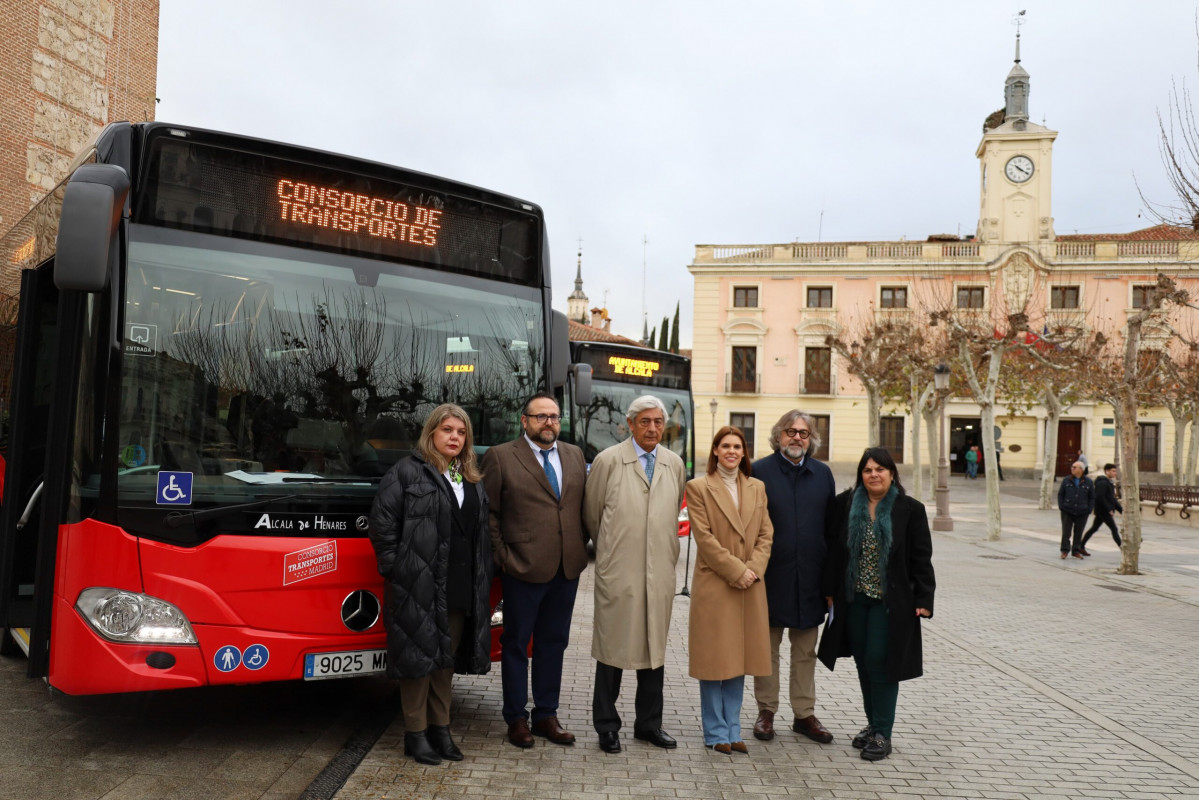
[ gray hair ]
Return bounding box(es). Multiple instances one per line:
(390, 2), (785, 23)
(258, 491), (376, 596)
(626, 394), (667, 421)
(769, 409), (823, 453)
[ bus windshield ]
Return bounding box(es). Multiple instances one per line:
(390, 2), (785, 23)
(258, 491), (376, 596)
(113, 226), (543, 507)
(572, 382), (692, 469)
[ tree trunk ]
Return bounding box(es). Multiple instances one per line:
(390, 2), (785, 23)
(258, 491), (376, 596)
(980, 400), (1002, 541)
(910, 377), (923, 501)
(1169, 407), (1189, 485)
(1187, 409), (1199, 485)
(866, 385), (881, 448)
(922, 396), (939, 506)
(1039, 393), (1062, 510)
(1118, 322), (1143, 575)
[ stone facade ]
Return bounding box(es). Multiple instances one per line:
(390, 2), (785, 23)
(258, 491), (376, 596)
(0, 0), (158, 235)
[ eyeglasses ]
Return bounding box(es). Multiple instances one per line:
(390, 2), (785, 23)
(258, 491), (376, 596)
(782, 428), (811, 440)
(526, 413), (561, 424)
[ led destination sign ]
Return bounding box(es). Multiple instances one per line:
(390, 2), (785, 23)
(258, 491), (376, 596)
(136, 132), (540, 284)
(577, 344), (690, 390)
(609, 356), (659, 378)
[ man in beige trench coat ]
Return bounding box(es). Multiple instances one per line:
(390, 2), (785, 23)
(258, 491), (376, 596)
(584, 395), (687, 754)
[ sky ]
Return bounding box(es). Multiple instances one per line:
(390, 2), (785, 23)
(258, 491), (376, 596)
(155, 1), (1199, 347)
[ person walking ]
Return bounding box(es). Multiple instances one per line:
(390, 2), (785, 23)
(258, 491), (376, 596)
(819, 447), (936, 761)
(965, 445), (979, 479)
(481, 393), (588, 748)
(686, 426), (773, 755)
(1058, 460), (1094, 559)
(1080, 463), (1123, 555)
(751, 410), (838, 745)
(368, 404), (493, 765)
(584, 395), (688, 754)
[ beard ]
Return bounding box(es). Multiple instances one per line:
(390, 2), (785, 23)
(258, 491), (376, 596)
(781, 443), (807, 461)
(527, 426), (558, 445)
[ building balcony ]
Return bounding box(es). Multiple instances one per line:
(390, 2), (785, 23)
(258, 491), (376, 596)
(726, 372), (761, 394)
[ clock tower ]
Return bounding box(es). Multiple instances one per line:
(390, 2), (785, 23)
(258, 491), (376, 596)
(976, 32), (1057, 244)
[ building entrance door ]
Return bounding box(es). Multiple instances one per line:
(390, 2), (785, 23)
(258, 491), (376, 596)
(949, 417), (982, 475)
(1055, 421), (1082, 477)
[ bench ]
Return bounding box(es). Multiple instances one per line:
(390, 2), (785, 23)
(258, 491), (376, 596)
(1140, 484), (1199, 519)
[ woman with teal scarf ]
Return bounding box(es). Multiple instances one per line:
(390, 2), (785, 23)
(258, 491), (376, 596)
(818, 448), (935, 761)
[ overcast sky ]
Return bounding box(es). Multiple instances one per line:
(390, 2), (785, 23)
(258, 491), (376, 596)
(156, 1), (1199, 347)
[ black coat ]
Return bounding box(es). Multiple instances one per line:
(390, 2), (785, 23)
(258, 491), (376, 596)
(818, 490), (936, 683)
(1094, 476), (1123, 515)
(752, 452), (837, 630)
(1058, 476), (1095, 516)
(368, 453), (493, 679)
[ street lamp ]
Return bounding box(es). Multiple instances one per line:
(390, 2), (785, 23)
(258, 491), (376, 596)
(709, 398), (719, 439)
(932, 363), (954, 531)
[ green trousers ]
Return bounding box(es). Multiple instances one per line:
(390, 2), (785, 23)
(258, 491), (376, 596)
(847, 592), (899, 738)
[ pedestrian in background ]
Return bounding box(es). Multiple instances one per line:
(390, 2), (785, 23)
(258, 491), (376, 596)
(820, 447), (935, 762)
(1080, 463), (1122, 555)
(482, 393), (588, 749)
(686, 426), (773, 755)
(368, 404), (493, 765)
(1058, 460), (1094, 560)
(585, 395), (688, 754)
(751, 410), (838, 746)
(965, 445), (979, 479)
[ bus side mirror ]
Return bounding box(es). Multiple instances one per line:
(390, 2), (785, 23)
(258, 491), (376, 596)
(570, 363), (592, 407)
(55, 164), (130, 292)
(550, 310), (569, 389)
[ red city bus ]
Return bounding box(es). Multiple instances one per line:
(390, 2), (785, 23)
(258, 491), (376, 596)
(0, 123), (571, 694)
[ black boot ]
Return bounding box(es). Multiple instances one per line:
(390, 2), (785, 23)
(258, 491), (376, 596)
(427, 724), (464, 761)
(403, 730), (442, 765)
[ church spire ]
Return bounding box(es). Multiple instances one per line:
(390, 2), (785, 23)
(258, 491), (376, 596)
(1004, 12), (1030, 125)
(566, 237), (590, 324)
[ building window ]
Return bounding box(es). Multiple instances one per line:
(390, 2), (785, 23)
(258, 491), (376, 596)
(807, 286), (833, 308)
(730, 413), (756, 456)
(957, 286), (985, 309)
(1051, 286), (1080, 309)
(1138, 422), (1160, 472)
(810, 414), (831, 458)
(880, 286), (908, 308)
(880, 416), (905, 462)
(733, 286), (758, 308)
(731, 346), (757, 393)
(803, 347), (831, 394)
(1132, 285), (1157, 309)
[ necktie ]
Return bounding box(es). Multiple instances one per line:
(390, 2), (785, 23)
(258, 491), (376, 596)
(542, 449), (560, 499)
(644, 451), (655, 483)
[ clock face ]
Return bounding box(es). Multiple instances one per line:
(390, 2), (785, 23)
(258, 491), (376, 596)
(1004, 155), (1034, 183)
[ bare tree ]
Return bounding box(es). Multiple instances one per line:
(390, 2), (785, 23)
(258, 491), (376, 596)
(826, 319), (922, 448)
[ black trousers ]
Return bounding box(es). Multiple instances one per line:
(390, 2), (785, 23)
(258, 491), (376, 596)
(592, 661), (664, 734)
(1060, 511), (1088, 554)
(1082, 512), (1122, 547)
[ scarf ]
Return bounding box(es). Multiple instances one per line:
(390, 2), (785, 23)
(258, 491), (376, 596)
(845, 483), (897, 602)
(716, 464), (740, 508)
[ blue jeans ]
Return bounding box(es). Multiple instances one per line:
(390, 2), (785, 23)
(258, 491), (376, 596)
(698, 676), (745, 745)
(966, 461), (978, 479)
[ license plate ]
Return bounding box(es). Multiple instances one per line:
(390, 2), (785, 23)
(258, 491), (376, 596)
(303, 649), (386, 680)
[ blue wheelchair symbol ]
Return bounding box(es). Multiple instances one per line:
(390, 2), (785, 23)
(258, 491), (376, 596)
(243, 644), (270, 671)
(214, 645), (241, 672)
(156, 471), (193, 506)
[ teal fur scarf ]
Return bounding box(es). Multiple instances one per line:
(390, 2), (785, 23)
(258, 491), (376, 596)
(844, 484), (897, 602)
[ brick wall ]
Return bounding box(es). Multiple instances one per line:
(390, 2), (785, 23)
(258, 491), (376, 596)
(0, 0), (158, 237)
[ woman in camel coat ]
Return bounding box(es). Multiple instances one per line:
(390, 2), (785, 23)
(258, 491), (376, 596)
(686, 425), (774, 753)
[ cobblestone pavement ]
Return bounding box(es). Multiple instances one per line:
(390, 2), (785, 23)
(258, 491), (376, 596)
(336, 477), (1199, 800)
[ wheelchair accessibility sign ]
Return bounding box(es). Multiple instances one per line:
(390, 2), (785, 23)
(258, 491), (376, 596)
(156, 471), (193, 505)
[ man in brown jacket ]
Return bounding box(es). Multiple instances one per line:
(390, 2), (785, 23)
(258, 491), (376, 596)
(481, 393), (589, 748)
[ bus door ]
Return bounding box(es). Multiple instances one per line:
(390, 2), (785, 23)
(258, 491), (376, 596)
(0, 264), (69, 671)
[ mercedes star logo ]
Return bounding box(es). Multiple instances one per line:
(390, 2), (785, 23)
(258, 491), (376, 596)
(341, 590), (380, 632)
(356, 515), (369, 531)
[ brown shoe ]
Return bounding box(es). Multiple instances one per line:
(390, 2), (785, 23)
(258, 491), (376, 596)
(507, 718), (534, 748)
(752, 709), (775, 741)
(730, 741), (749, 754)
(793, 715), (834, 744)
(531, 716), (576, 745)
(710, 742), (732, 754)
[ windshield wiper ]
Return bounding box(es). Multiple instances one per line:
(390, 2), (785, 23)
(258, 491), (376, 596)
(280, 476), (381, 484)
(163, 493), (322, 529)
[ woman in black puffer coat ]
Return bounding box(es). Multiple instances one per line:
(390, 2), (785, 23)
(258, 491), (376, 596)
(368, 403), (492, 765)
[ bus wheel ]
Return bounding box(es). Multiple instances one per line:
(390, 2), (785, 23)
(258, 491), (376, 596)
(0, 628), (21, 657)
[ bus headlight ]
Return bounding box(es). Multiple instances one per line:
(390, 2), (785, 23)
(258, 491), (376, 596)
(76, 588), (198, 645)
(490, 599), (504, 628)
